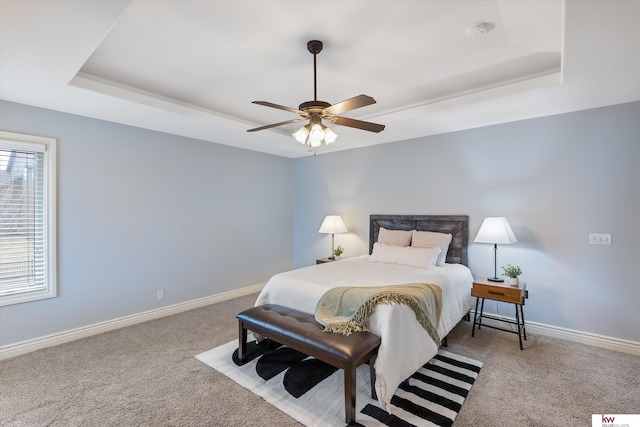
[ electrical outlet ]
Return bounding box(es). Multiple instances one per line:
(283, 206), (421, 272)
(589, 233), (612, 245)
(157, 290), (165, 300)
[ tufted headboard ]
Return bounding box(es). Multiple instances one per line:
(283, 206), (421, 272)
(369, 215), (469, 266)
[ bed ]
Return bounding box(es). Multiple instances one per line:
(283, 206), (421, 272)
(254, 214), (474, 412)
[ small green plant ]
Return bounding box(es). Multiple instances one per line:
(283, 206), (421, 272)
(332, 245), (344, 256)
(501, 264), (522, 278)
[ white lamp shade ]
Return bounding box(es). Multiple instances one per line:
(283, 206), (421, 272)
(474, 217), (517, 244)
(309, 124), (325, 147)
(318, 215), (348, 234)
(323, 127), (338, 144)
(292, 126), (309, 143)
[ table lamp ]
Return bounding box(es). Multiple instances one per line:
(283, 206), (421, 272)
(318, 215), (348, 259)
(474, 217), (517, 282)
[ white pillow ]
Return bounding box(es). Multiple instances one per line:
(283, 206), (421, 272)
(371, 242), (441, 269)
(377, 227), (412, 247)
(411, 230), (453, 266)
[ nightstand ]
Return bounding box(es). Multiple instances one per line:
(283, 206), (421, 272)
(471, 278), (529, 350)
(316, 257), (335, 264)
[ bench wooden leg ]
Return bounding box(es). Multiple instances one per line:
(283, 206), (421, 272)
(369, 355), (377, 400)
(238, 321), (247, 361)
(344, 366), (356, 425)
(265, 337), (274, 351)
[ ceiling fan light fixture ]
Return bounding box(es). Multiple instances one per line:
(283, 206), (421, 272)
(293, 122), (338, 146)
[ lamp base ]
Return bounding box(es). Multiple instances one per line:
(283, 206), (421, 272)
(487, 277), (504, 282)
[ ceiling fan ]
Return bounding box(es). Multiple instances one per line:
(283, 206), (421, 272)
(247, 40), (385, 148)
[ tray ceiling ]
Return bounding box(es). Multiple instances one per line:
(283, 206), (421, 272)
(1, 1), (639, 157)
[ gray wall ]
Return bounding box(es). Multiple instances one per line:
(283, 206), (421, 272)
(293, 102), (640, 343)
(0, 100), (294, 346)
(2, 100), (638, 347)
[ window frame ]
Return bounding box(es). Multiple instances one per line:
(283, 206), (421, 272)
(0, 131), (57, 306)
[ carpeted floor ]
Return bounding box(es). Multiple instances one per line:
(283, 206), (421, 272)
(1, 292), (638, 426)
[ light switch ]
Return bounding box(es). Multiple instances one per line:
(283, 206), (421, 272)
(589, 233), (612, 245)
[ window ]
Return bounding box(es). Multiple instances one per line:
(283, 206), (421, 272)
(0, 131), (56, 306)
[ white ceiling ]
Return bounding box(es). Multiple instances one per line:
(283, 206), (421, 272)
(1, 0), (639, 158)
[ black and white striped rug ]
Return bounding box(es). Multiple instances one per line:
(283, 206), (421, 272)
(196, 340), (482, 427)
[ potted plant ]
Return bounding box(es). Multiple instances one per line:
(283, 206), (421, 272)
(501, 264), (522, 286)
(332, 245), (344, 260)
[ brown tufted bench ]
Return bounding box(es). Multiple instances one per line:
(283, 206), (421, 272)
(237, 304), (381, 425)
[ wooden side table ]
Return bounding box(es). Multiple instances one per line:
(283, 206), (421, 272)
(316, 257), (335, 264)
(471, 278), (529, 350)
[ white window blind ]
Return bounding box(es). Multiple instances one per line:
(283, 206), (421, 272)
(0, 132), (56, 306)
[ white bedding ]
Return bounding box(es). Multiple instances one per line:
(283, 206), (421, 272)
(254, 255), (475, 412)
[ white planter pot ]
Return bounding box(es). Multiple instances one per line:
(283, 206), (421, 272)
(333, 255), (340, 261)
(509, 277), (520, 286)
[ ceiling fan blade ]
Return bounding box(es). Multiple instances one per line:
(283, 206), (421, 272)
(330, 116), (385, 133)
(247, 118), (307, 132)
(252, 101), (306, 116)
(323, 95), (376, 116)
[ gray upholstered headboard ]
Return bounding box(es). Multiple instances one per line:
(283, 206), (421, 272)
(369, 215), (469, 266)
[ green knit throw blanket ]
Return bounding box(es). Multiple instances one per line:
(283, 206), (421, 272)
(314, 283), (442, 345)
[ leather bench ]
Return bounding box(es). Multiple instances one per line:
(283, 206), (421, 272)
(237, 304), (381, 425)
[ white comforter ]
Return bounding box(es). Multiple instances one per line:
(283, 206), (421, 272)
(254, 255), (474, 412)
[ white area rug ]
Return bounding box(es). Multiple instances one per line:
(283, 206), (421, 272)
(196, 340), (482, 427)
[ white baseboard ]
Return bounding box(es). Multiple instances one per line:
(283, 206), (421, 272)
(470, 311), (640, 356)
(3, 290), (638, 360)
(0, 283), (265, 360)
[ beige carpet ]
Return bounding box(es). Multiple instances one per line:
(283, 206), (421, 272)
(1, 292), (638, 426)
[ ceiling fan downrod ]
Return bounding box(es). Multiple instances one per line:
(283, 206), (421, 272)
(307, 40), (323, 102)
